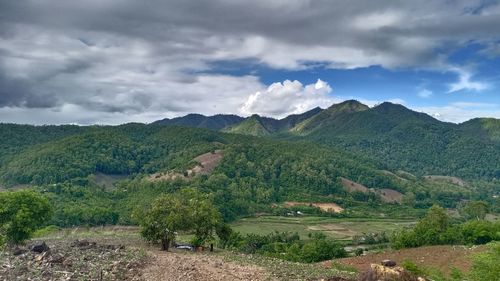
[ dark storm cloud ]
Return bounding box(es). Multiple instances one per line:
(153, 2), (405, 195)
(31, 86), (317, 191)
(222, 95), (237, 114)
(0, 0), (499, 123)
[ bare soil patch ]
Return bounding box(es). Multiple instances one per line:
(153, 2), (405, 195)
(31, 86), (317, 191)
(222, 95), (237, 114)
(340, 177), (369, 193)
(423, 175), (467, 186)
(328, 245), (485, 276)
(149, 150), (223, 182)
(376, 188), (403, 204)
(190, 149), (224, 175)
(285, 202), (344, 213)
(142, 250), (270, 281)
(340, 178), (403, 204)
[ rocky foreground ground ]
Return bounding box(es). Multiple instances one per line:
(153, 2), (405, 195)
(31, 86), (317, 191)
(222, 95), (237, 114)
(0, 228), (439, 281)
(0, 239), (146, 281)
(0, 237), (354, 281)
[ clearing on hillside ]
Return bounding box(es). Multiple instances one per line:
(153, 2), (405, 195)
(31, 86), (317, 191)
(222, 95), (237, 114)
(340, 177), (369, 193)
(285, 201), (344, 213)
(340, 177), (403, 204)
(149, 150), (223, 181)
(423, 175), (467, 186)
(377, 188), (403, 204)
(89, 172), (128, 190)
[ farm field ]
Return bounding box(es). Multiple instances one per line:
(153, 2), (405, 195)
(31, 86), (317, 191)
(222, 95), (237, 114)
(231, 216), (415, 241)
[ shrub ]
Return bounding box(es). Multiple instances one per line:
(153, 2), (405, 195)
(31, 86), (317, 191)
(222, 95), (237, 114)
(0, 190), (53, 245)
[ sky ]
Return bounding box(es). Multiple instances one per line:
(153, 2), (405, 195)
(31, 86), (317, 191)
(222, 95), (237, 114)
(1, 0), (500, 125)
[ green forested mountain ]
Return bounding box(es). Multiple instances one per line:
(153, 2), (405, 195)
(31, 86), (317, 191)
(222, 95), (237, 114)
(0, 121), (497, 226)
(151, 100), (500, 180)
(152, 113), (244, 130)
(291, 102), (500, 180)
(0, 124), (85, 166)
(223, 115), (273, 136)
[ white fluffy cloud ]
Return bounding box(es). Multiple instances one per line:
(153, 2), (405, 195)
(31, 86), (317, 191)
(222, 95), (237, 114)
(240, 79), (335, 118)
(0, 0), (499, 124)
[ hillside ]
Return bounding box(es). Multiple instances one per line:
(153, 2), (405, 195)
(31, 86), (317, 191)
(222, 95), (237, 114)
(151, 101), (500, 180)
(296, 102), (500, 180)
(222, 115), (272, 136)
(153, 114), (244, 130)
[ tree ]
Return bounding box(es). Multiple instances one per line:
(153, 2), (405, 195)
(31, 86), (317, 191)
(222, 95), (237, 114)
(139, 188), (220, 251)
(459, 201), (489, 220)
(0, 190), (53, 245)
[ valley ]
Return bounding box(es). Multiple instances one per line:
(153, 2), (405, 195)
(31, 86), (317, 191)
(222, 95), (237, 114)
(0, 101), (499, 281)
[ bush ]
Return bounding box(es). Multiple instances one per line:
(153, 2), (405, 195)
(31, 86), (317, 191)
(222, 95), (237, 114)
(0, 190), (53, 245)
(468, 242), (500, 281)
(392, 205), (500, 249)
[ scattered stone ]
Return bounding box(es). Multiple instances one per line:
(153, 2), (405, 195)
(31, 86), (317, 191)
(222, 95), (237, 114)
(12, 247), (27, 256)
(50, 253), (65, 263)
(358, 263), (424, 281)
(381, 259), (396, 267)
(31, 241), (50, 253)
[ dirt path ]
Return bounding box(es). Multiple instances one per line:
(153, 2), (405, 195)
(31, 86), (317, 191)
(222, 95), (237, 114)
(142, 250), (271, 281)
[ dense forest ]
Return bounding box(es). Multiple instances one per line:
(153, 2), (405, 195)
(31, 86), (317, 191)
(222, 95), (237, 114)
(0, 121), (497, 227)
(147, 100), (500, 181)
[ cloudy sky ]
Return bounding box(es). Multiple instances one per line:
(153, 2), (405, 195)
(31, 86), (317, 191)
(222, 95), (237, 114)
(1, 0), (500, 124)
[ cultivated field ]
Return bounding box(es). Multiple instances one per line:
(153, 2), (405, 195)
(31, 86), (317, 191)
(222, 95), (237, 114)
(231, 216), (415, 241)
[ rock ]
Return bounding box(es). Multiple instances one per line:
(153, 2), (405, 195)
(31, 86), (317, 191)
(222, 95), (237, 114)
(50, 253), (65, 263)
(381, 260), (396, 267)
(71, 239), (91, 247)
(358, 264), (421, 281)
(31, 241), (50, 253)
(35, 251), (51, 262)
(12, 247), (28, 256)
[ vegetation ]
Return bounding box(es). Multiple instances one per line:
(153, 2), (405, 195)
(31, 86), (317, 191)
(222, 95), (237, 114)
(468, 241), (500, 281)
(221, 230), (347, 263)
(392, 205), (500, 249)
(0, 190), (53, 245)
(138, 188), (220, 250)
(150, 100), (500, 181)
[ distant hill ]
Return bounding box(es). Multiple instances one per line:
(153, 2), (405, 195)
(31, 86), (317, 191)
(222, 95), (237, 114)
(152, 114), (244, 130)
(152, 100), (500, 180)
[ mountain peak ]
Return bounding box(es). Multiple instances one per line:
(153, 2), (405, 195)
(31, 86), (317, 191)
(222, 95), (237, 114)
(326, 100), (369, 113)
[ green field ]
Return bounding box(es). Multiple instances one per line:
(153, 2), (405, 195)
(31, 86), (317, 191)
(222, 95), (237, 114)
(231, 216), (415, 241)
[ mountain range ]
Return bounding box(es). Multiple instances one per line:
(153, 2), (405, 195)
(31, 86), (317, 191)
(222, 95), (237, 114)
(153, 100), (500, 180)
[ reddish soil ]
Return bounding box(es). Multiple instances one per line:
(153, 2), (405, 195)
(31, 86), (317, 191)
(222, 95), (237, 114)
(285, 201), (344, 213)
(327, 245), (485, 275)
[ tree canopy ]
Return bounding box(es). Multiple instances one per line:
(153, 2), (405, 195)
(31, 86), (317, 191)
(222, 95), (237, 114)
(0, 190), (53, 245)
(138, 188), (220, 251)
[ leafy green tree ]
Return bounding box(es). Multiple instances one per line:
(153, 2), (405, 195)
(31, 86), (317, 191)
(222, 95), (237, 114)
(139, 188), (220, 251)
(459, 201), (489, 220)
(0, 190), (52, 245)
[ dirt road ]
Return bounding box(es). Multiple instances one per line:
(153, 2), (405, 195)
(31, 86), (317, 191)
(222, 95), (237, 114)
(142, 250), (271, 281)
